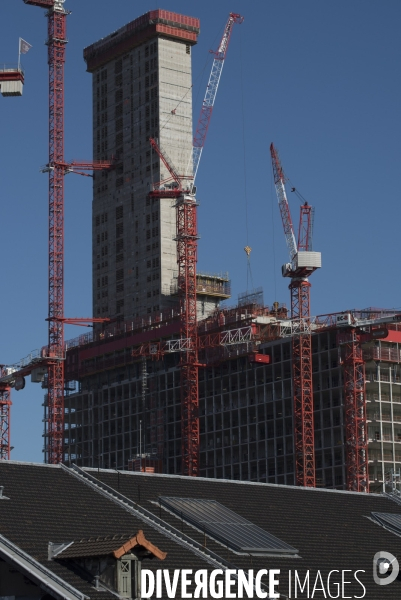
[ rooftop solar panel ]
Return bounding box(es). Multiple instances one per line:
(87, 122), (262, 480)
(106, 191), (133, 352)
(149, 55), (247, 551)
(371, 512), (401, 536)
(159, 497), (298, 555)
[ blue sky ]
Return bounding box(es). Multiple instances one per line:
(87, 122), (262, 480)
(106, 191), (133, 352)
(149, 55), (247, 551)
(1, 0), (400, 462)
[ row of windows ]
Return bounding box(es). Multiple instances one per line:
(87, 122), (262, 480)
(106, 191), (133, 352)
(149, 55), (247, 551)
(96, 111), (108, 126)
(97, 276), (108, 287)
(145, 42), (157, 57)
(97, 83), (108, 97)
(146, 227), (159, 239)
(145, 57), (158, 72)
(96, 231), (108, 243)
(145, 212), (159, 224)
(95, 212), (108, 226)
(96, 69), (107, 84)
(145, 242), (159, 252)
(146, 257), (159, 269)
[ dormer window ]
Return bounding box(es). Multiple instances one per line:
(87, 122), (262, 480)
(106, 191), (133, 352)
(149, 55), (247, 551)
(50, 530), (166, 599)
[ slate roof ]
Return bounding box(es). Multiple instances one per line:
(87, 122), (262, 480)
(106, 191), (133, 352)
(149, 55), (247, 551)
(56, 534), (136, 558)
(0, 461), (400, 599)
(57, 531), (166, 560)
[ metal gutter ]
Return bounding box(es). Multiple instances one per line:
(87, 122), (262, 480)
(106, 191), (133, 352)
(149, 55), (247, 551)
(0, 534), (89, 600)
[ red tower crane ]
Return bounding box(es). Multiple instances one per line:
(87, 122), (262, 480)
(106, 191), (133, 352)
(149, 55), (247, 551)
(149, 138), (199, 476)
(340, 330), (369, 493)
(270, 143), (321, 487)
(0, 386), (11, 460)
(23, 0), (112, 463)
(144, 13), (243, 477)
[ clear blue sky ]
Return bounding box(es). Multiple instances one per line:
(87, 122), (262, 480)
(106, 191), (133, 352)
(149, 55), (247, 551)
(1, 0), (400, 462)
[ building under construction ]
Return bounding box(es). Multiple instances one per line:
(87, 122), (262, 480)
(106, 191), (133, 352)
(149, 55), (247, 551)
(1, 7), (400, 494)
(47, 9), (401, 494)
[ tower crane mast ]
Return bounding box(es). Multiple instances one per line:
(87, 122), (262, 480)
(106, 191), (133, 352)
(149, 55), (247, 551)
(23, 0), (112, 463)
(143, 13), (243, 476)
(270, 143), (321, 487)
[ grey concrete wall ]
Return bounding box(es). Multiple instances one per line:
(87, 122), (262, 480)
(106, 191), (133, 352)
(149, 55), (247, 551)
(91, 36), (193, 321)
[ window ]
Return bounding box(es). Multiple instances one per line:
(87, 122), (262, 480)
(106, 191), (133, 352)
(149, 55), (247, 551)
(159, 497), (299, 556)
(116, 206), (123, 220)
(116, 269), (124, 281)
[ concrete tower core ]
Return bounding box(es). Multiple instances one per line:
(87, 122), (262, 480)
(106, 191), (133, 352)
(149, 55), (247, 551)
(84, 10), (200, 320)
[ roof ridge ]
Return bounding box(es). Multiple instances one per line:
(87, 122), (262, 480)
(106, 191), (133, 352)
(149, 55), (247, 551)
(80, 466), (384, 497)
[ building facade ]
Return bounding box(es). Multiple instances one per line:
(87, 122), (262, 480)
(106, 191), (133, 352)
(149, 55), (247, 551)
(63, 305), (401, 492)
(85, 10), (199, 320)
(59, 11), (401, 493)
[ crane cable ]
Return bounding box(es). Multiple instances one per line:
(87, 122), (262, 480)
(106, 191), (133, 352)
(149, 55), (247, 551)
(158, 50), (214, 137)
(239, 26), (254, 291)
(270, 168), (278, 303)
(158, 23), (222, 167)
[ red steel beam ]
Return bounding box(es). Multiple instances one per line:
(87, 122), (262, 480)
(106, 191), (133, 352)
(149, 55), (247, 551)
(290, 279), (315, 487)
(339, 330), (369, 492)
(0, 387), (11, 460)
(176, 194), (199, 477)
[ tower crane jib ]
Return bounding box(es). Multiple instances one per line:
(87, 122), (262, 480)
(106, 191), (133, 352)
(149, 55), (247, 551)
(192, 12), (243, 183)
(270, 143), (297, 263)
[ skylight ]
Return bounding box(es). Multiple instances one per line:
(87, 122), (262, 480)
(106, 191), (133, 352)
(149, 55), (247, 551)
(159, 497), (298, 556)
(371, 512), (401, 537)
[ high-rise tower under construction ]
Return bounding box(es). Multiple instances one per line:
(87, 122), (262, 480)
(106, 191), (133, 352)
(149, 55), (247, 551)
(85, 11), (199, 320)
(61, 9), (401, 493)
